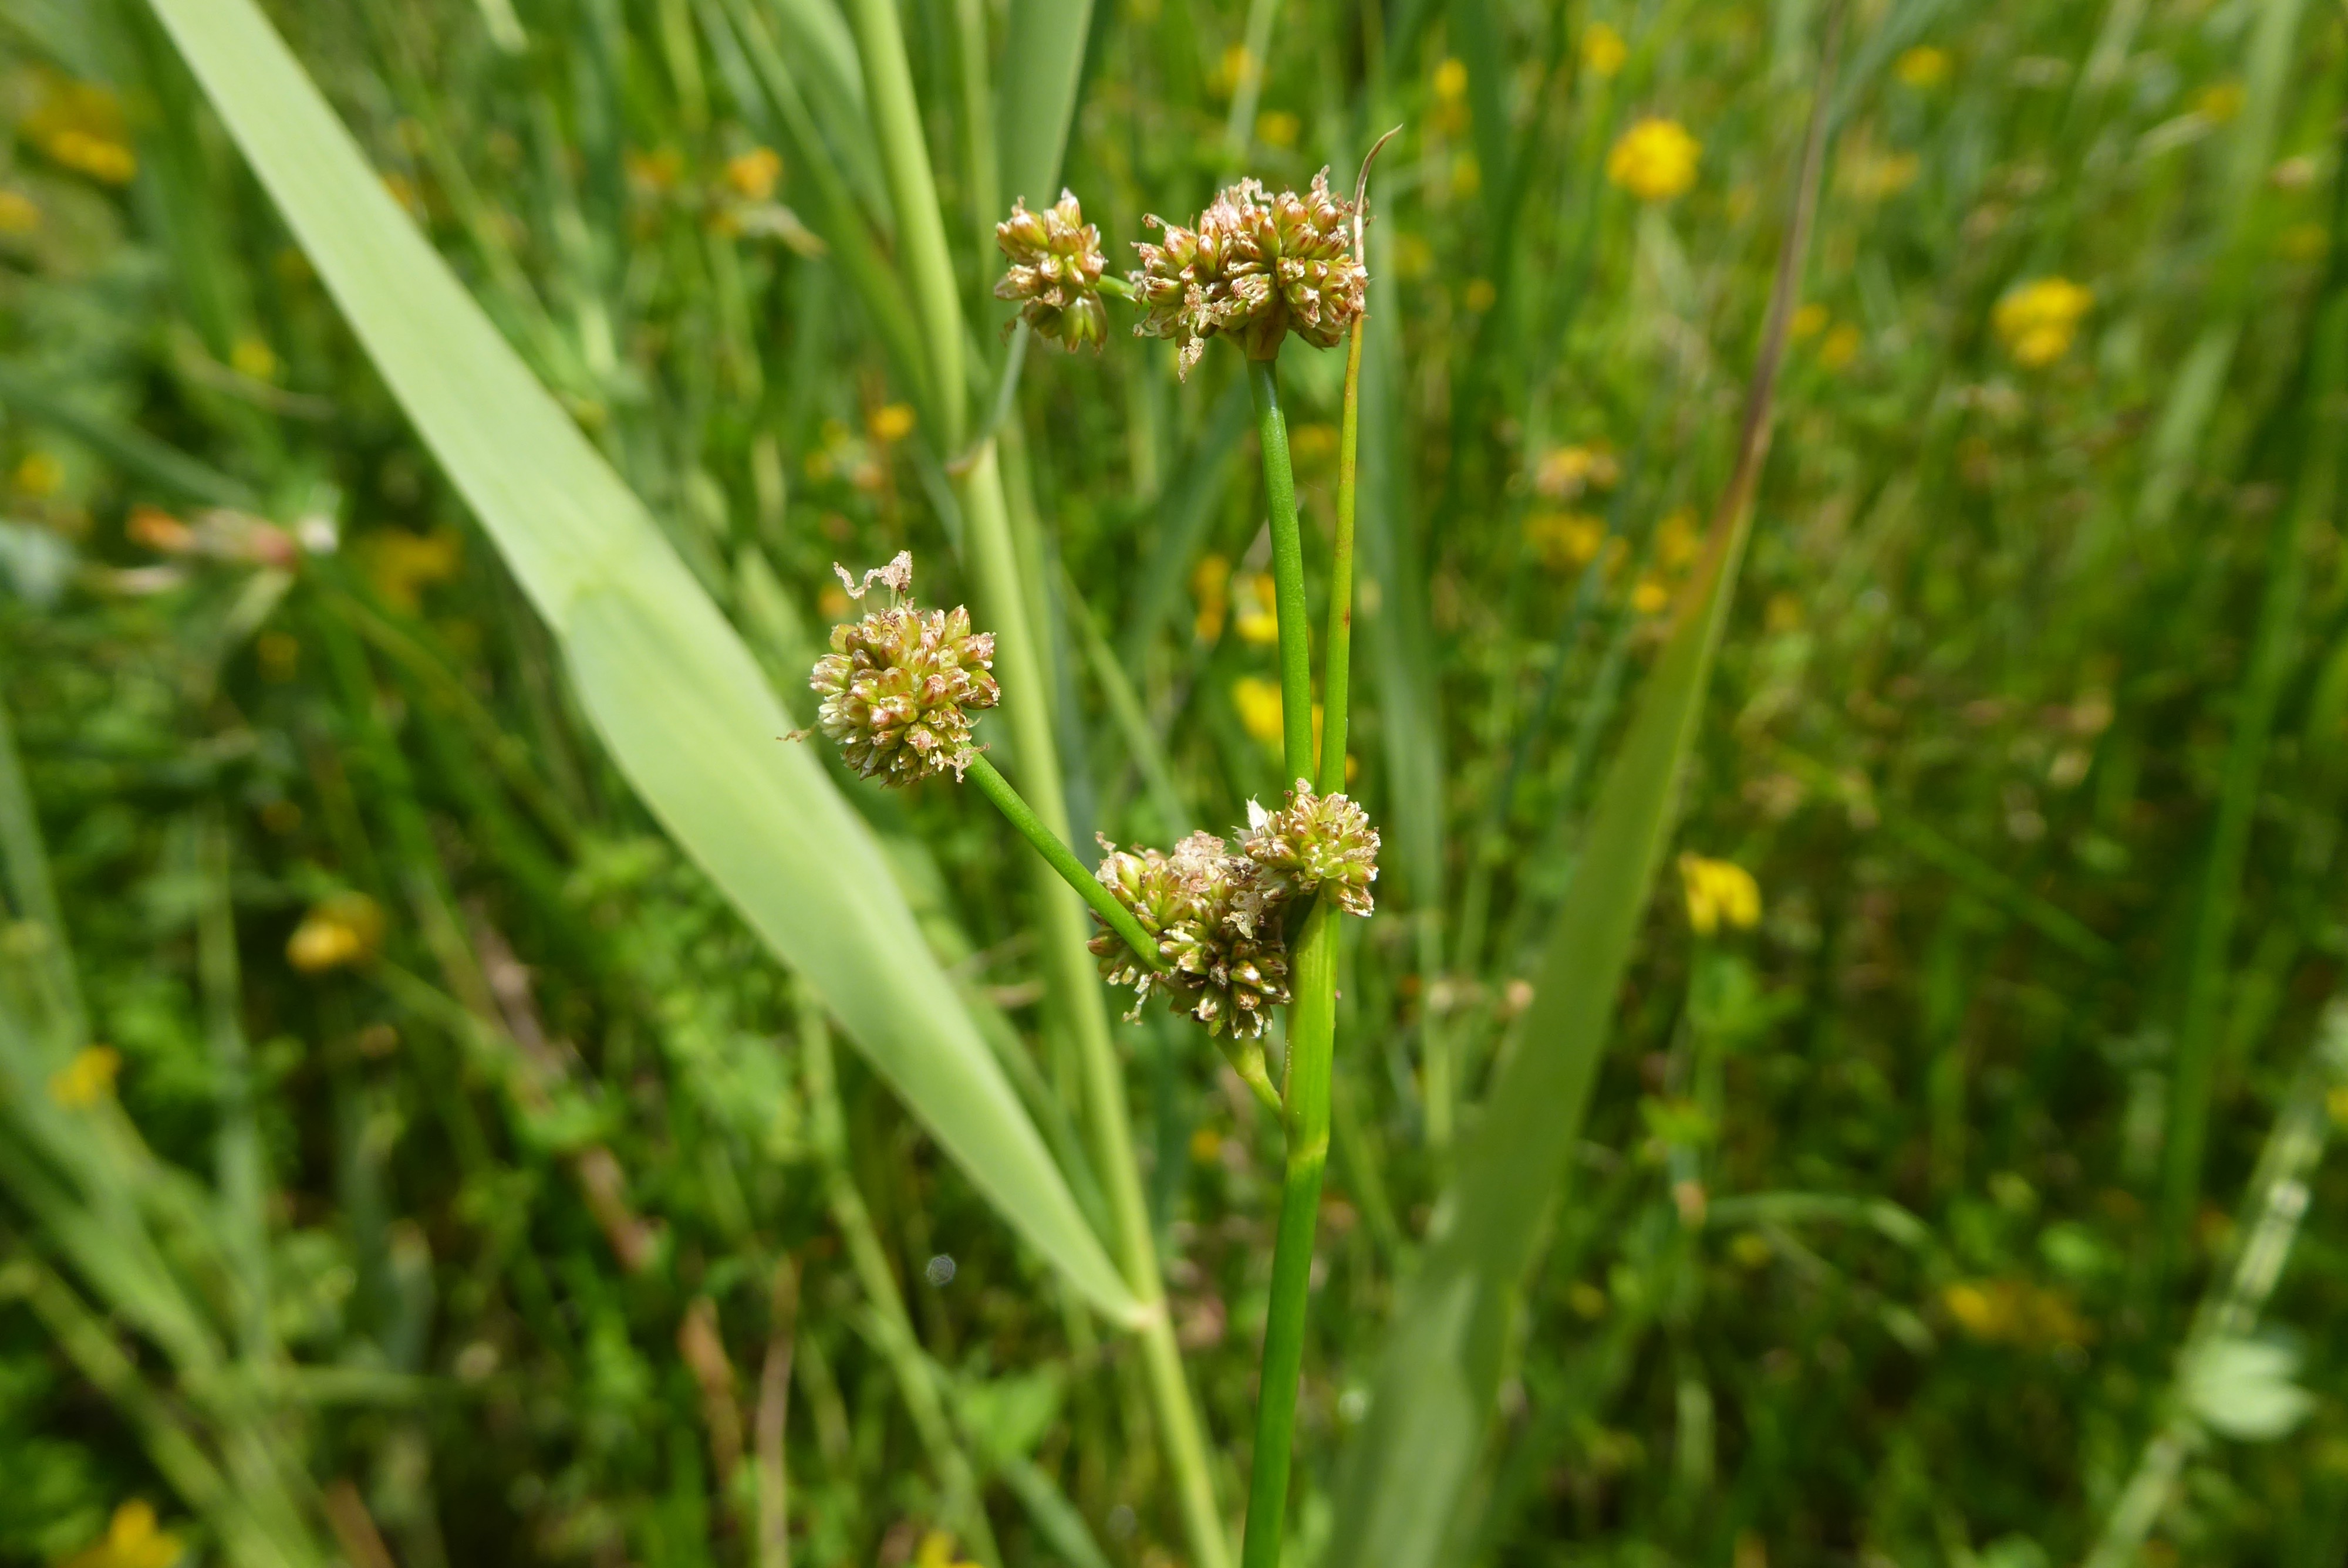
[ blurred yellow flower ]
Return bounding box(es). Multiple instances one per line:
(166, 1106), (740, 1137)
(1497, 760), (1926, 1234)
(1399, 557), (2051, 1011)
(1189, 1125), (1223, 1163)
(363, 527), (463, 611)
(49, 1046), (122, 1109)
(1392, 232), (1435, 280)
(1463, 277), (1496, 312)
(868, 403), (916, 444)
(1582, 22), (1628, 80)
(1524, 511), (1605, 570)
(1894, 46), (1950, 89)
(1630, 575), (1671, 614)
(1450, 151), (1482, 198)
(914, 1532), (980, 1568)
(1943, 1279), (2090, 1349)
(1192, 552), (1231, 642)
(1819, 322), (1863, 370)
(61, 1500), (182, 1568)
(1654, 507), (1700, 572)
(0, 191), (41, 234)
(1233, 676), (1284, 745)
(1765, 592), (1804, 633)
(1234, 572), (1279, 646)
(230, 336), (279, 383)
(1534, 443), (1620, 500)
(1213, 45), (1254, 99)
(2193, 80), (2244, 124)
(14, 452), (64, 497)
(1256, 110), (1300, 148)
(1607, 117), (1701, 202)
(1789, 302), (1828, 342)
(1678, 853), (1760, 935)
(726, 146), (782, 201)
(1844, 148), (1919, 201)
(28, 78), (137, 186)
(1992, 276), (2093, 368)
(1433, 58), (1469, 103)
(1567, 1280), (1608, 1318)
(1289, 423), (1338, 467)
(287, 893), (385, 974)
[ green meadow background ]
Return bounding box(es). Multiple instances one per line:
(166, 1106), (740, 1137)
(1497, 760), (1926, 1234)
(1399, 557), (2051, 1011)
(1, 0), (2345, 1564)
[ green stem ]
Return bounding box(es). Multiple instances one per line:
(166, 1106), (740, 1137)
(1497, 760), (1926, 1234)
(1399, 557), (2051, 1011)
(1239, 896), (1338, 1568)
(1318, 318), (1365, 798)
(966, 752), (1165, 973)
(1246, 356), (1316, 787)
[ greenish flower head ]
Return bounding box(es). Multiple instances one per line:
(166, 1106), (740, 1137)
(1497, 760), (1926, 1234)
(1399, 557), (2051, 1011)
(809, 553), (998, 785)
(994, 190), (1109, 352)
(1241, 779), (1381, 920)
(1090, 831), (1292, 1038)
(1131, 170), (1367, 379)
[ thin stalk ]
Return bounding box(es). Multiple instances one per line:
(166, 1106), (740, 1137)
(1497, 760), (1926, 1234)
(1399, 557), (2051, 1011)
(967, 753), (1165, 972)
(1318, 317), (1364, 800)
(1246, 357), (1316, 787)
(1239, 896), (1338, 1568)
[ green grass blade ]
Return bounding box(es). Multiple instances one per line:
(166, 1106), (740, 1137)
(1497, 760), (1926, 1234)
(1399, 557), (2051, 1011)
(142, 0), (1142, 1326)
(996, 0), (1091, 211)
(1328, 18), (1843, 1556)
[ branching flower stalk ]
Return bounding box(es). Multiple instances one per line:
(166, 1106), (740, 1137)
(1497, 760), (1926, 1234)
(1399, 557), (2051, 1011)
(813, 150), (1391, 1568)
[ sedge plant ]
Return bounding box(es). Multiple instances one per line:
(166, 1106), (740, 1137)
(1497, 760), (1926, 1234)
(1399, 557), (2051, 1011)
(802, 146), (1395, 1565)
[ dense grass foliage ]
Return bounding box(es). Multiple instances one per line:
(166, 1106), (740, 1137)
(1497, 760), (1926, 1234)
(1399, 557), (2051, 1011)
(2, 0), (2346, 1564)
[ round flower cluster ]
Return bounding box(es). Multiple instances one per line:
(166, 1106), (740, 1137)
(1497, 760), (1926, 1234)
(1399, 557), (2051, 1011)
(1091, 781), (1380, 1038)
(994, 190), (1109, 352)
(1131, 171), (1367, 379)
(808, 553), (998, 785)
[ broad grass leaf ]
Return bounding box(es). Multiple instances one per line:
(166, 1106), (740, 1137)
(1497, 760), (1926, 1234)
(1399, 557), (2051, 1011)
(142, 0), (1141, 1325)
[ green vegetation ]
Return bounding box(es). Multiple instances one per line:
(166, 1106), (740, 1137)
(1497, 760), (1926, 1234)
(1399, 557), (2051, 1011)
(1, 0), (2346, 1564)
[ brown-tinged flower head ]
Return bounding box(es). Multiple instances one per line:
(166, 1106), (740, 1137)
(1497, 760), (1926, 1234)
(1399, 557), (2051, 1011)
(1240, 779), (1381, 919)
(995, 191), (1109, 352)
(1089, 832), (1291, 1038)
(808, 552), (998, 785)
(1131, 170), (1367, 379)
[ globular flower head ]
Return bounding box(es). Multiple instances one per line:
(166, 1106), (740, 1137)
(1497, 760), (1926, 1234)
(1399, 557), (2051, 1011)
(1089, 832), (1291, 1038)
(1131, 170), (1367, 379)
(1677, 852), (1760, 936)
(995, 190), (1109, 352)
(808, 552), (998, 785)
(1240, 779), (1381, 919)
(1607, 117), (1702, 202)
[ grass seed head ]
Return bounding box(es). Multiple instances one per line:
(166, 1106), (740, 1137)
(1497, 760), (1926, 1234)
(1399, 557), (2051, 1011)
(1240, 779), (1381, 919)
(1131, 170), (1366, 378)
(995, 190), (1109, 352)
(809, 554), (998, 785)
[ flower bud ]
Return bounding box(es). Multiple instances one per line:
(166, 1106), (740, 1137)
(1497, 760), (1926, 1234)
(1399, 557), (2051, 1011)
(808, 555), (999, 785)
(994, 190), (1110, 353)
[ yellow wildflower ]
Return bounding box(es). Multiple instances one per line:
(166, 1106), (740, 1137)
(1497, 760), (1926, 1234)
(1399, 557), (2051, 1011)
(1192, 553), (1232, 641)
(1819, 323), (1863, 370)
(2193, 80), (2244, 124)
(1844, 148), (1919, 201)
(62, 1500), (183, 1568)
(1433, 58), (1469, 104)
(868, 403), (916, 444)
(1678, 853), (1760, 935)
(362, 527), (463, 611)
(913, 1530), (980, 1568)
(1190, 1125), (1224, 1163)
(230, 337), (279, 383)
(14, 452), (64, 496)
(1256, 110), (1300, 148)
(1463, 277), (1497, 312)
(1789, 302), (1828, 342)
(28, 78), (137, 186)
(1451, 153), (1482, 198)
(1630, 575), (1671, 614)
(1233, 676), (1284, 745)
(1233, 572), (1279, 646)
(1524, 511), (1605, 571)
(1653, 507), (1700, 572)
(1534, 443), (1620, 500)
(1943, 1279), (2090, 1349)
(725, 146), (782, 201)
(1992, 277), (2093, 369)
(49, 1046), (122, 1109)
(1213, 45), (1254, 99)
(1607, 117), (1701, 202)
(1582, 23), (1628, 80)
(0, 191), (41, 234)
(286, 893), (385, 974)
(1894, 46), (1950, 89)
